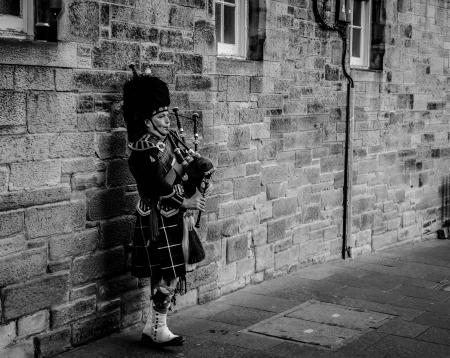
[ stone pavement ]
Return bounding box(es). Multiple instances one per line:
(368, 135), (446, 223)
(57, 239), (450, 358)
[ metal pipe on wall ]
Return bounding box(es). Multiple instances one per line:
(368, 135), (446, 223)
(312, 0), (354, 259)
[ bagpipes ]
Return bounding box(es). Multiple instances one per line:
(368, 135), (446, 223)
(168, 107), (214, 229)
(168, 108), (214, 266)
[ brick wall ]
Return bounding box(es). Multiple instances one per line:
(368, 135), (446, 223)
(0, 0), (448, 356)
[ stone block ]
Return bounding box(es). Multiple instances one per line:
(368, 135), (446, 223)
(238, 211), (260, 232)
(27, 92), (77, 133)
(239, 108), (265, 123)
(71, 247), (125, 285)
(0, 134), (50, 164)
(218, 149), (258, 167)
(0, 185), (70, 212)
(3, 273), (69, 320)
(106, 159), (135, 188)
(218, 197), (254, 218)
(0, 234), (27, 258)
(174, 53), (202, 74)
(261, 164), (289, 184)
(15, 66), (55, 91)
(71, 172), (104, 191)
(207, 217), (238, 241)
(303, 205), (320, 223)
(252, 223), (267, 246)
(257, 94), (283, 108)
(0, 91), (26, 126)
(70, 283), (97, 301)
(93, 41), (140, 70)
(352, 196), (376, 215)
(72, 70), (131, 93)
(66, 0), (99, 42)
(193, 20), (215, 53)
(250, 123), (270, 139)
(295, 150), (312, 167)
(283, 131), (321, 150)
(0, 165), (8, 193)
(87, 187), (127, 220)
(51, 296), (96, 328)
(61, 158), (96, 175)
(226, 235), (248, 263)
(111, 22), (158, 42)
(227, 76), (250, 102)
(0, 65), (14, 89)
(34, 327), (71, 357)
(218, 262), (237, 286)
(98, 275), (138, 300)
(160, 29), (193, 51)
(175, 75), (212, 91)
(49, 229), (98, 261)
(9, 160), (61, 191)
(372, 230), (398, 250)
(18, 310), (49, 337)
(275, 245), (299, 270)
(255, 244), (273, 271)
(121, 288), (151, 315)
(0, 210), (24, 238)
(71, 309), (120, 346)
(50, 133), (95, 159)
(0, 247), (47, 287)
(99, 215), (135, 249)
(273, 197), (298, 218)
(0, 41), (77, 68)
(95, 131), (127, 160)
(0, 322), (16, 348)
(186, 263), (218, 290)
(234, 175), (262, 199)
(267, 218), (287, 243)
(25, 201), (86, 239)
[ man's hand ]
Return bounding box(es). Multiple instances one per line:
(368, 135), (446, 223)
(181, 189), (206, 212)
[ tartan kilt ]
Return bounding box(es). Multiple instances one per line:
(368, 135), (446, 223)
(131, 210), (186, 284)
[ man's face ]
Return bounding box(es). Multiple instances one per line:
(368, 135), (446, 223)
(150, 110), (170, 136)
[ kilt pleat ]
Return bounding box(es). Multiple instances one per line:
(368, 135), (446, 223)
(131, 211), (186, 284)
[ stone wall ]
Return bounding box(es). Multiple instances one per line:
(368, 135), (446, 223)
(0, 0), (448, 356)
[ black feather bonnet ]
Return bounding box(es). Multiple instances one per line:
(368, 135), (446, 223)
(123, 69), (170, 142)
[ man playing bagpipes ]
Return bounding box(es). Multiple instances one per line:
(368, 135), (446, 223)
(123, 66), (214, 347)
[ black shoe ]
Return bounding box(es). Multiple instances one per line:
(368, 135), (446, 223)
(141, 333), (185, 347)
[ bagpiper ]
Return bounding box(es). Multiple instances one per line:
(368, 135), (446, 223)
(123, 67), (213, 347)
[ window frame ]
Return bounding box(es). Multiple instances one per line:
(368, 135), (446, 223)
(216, 0), (248, 59)
(350, 0), (372, 68)
(0, 0), (34, 38)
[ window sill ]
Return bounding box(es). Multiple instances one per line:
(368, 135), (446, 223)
(216, 56), (263, 76)
(0, 30), (33, 41)
(350, 66), (383, 73)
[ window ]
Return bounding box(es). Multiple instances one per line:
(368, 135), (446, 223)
(216, 0), (248, 58)
(350, 0), (372, 68)
(0, 0), (34, 37)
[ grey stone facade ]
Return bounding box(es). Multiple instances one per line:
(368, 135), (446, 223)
(0, 0), (448, 356)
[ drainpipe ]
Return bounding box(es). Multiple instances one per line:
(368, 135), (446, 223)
(312, 1), (354, 259)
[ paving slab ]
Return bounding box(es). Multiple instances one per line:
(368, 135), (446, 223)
(390, 282), (450, 302)
(337, 297), (423, 321)
(286, 301), (391, 330)
(413, 311), (450, 330)
(207, 306), (276, 327)
(247, 316), (359, 349)
(217, 291), (298, 313)
(417, 327), (450, 346)
(377, 317), (429, 338)
(373, 334), (450, 358)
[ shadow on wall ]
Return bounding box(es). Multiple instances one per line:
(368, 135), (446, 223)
(438, 175), (450, 240)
